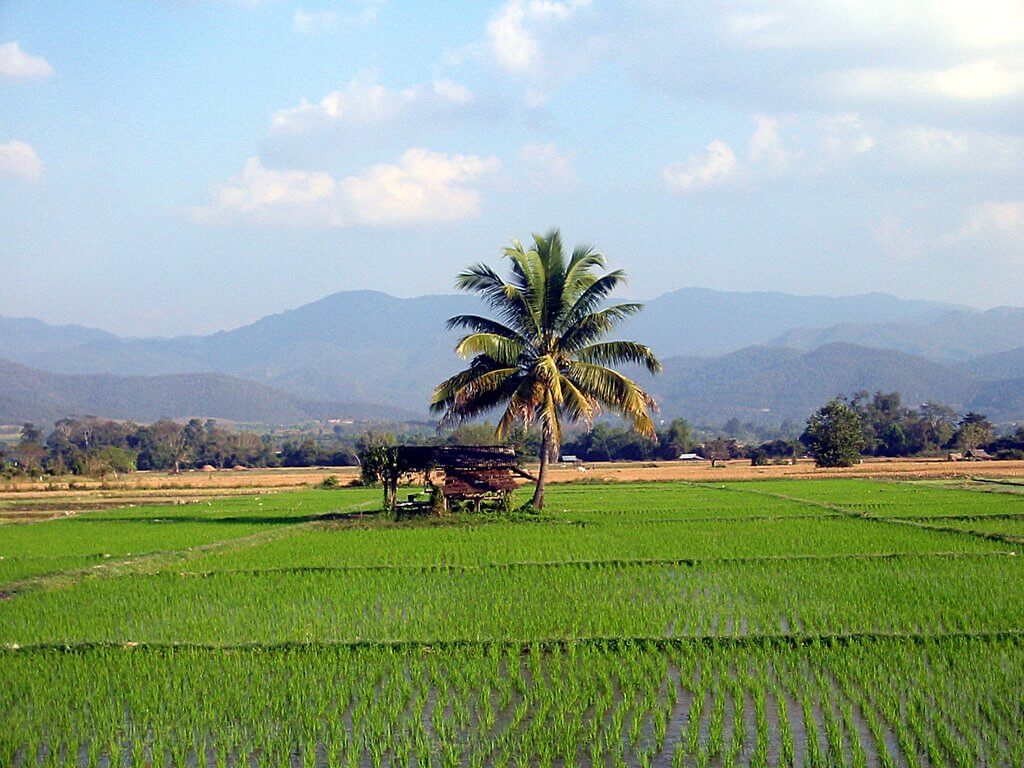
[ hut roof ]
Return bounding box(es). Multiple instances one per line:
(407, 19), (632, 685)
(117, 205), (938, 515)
(394, 445), (516, 471)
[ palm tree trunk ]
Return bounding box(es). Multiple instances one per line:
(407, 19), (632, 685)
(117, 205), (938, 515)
(531, 424), (554, 509)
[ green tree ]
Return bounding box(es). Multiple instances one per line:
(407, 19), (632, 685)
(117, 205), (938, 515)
(801, 398), (866, 467)
(659, 418), (695, 459)
(954, 412), (994, 451)
(431, 229), (662, 508)
(19, 422), (42, 446)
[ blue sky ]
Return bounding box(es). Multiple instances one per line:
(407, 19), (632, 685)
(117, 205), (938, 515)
(1, 0), (1023, 336)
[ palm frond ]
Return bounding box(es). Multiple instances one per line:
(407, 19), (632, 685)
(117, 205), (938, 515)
(575, 341), (663, 373)
(430, 355), (505, 412)
(565, 361), (658, 437)
(534, 230), (569, 332)
(558, 374), (598, 423)
(563, 245), (605, 304)
(496, 377), (544, 438)
(454, 333), (525, 365)
(564, 271), (629, 325)
(445, 314), (527, 344)
(559, 303), (645, 351)
(454, 264), (536, 338)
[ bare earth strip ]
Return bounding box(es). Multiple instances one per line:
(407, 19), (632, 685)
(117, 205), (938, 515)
(3, 457), (1024, 501)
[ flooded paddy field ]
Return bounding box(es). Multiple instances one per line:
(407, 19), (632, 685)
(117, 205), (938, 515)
(1, 479), (1022, 766)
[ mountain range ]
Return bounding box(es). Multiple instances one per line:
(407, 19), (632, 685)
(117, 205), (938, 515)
(1, 288), (1022, 427)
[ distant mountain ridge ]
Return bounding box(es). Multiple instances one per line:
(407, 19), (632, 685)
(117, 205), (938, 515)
(0, 359), (418, 426)
(643, 343), (1007, 424)
(770, 307), (1024, 364)
(2, 287), (1022, 425)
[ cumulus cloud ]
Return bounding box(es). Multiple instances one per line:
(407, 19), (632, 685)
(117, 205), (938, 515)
(487, 0), (591, 76)
(662, 141), (738, 193)
(0, 140), (43, 181)
(191, 149), (501, 227)
(0, 41), (54, 81)
(817, 113), (875, 161)
(480, 0), (599, 105)
(457, 0), (1024, 116)
(748, 115), (791, 173)
(269, 72), (475, 134)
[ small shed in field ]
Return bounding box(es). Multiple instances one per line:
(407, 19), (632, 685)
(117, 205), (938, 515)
(965, 448), (994, 461)
(382, 445), (527, 513)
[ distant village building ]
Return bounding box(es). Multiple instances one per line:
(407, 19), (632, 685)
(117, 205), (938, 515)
(678, 453), (705, 462)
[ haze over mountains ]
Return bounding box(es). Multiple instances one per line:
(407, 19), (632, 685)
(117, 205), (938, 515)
(2, 288), (1022, 427)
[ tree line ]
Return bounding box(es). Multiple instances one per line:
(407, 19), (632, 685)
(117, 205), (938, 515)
(1, 391), (1020, 479)
(802, 392), (1023, 467)
(0, 417), (358, 478)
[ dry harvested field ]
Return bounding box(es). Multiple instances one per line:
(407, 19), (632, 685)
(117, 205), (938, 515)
(3, 457), (1024, 504)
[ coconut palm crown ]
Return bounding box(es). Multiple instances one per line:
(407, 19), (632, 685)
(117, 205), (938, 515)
(430, 229), (662, 508)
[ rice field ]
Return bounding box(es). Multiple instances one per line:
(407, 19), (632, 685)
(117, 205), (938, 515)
(1, 477), (1023, 766)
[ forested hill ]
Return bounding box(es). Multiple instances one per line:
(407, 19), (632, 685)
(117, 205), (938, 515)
(0, 359), (418, 426)
(2, 288), (1022, 425)
(644, 343), (1022, 424)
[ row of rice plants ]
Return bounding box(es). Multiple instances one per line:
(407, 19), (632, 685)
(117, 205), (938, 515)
(540, 483), (828, 520)
(2, 636), (1021, 767)
(4, 553), (1022, 645)
(722, 479), (1024, 518)
(0, 490), (380, 587)
(167, 513), (1008, 574)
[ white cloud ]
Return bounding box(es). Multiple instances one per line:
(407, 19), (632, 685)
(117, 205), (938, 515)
(832, 59), (1024, 102)
(605, 1), (1024, 117)
(748, 115), (790, 173)
(817, 113), (875, 160)
(723, 1), (1024, 52)
(192, 157), (339, 226)
(192, 149), (501, 227)
(0, 140), (43, 181)
(487, 0), (591, 76)
(342, 149), (501, 225)
(955, 200), (1024, 246)
(481, 0), (599, 105)
(519, 143), (577, 186)
(884, 125), (1024, 174)
(0, 41), (54, 81)
(874, 200), (1024, 265)
(662, 141), (738, 193)
(432, 79), (473, 105)
(270, 72), (475, 134)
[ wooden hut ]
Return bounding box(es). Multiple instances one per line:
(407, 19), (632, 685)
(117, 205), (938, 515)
(383, 445), (526, 513)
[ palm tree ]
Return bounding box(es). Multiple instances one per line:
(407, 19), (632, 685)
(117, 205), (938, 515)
(430, 229), (662, 508)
